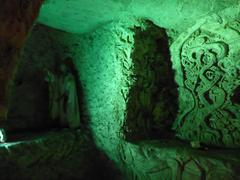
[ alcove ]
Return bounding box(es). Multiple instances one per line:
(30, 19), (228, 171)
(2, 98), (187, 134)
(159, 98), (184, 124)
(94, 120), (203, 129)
(123, 21), (178, 141)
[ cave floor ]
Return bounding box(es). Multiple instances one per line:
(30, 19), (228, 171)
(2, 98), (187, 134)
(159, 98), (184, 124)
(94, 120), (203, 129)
(0, 130), (239, 179)
(0, 129), (121, 179)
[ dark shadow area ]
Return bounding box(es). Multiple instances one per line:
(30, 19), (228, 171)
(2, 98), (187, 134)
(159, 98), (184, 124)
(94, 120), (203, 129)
(6, 48), (86, 133)
(7, 62), (50, 132)
(123, 20), (178, 142)
(0, 129), (122, 180)
(0, 24), (122, 179)
(232, 86), (240, 104)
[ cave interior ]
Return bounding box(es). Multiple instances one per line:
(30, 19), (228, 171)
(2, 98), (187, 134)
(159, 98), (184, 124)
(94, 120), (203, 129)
(0, 0), (240, 179)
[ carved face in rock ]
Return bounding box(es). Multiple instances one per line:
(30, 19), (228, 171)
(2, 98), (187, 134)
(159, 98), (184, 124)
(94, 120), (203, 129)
(171, 16), (240, 147)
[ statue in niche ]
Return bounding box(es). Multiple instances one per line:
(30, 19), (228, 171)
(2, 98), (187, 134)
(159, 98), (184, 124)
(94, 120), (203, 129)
(171, 11), (240, 147)
(45, 59), (81, 129)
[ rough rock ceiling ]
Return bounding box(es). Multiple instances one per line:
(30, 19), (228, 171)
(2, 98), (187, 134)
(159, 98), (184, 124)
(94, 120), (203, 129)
(37, 0), (239, 34)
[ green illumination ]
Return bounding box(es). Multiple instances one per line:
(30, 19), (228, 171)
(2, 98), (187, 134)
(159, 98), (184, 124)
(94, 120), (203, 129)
(45, 62), (81, 129)
(0, 128), (6, 143)
(37, 0), (239, 34)
(36, 5), (240, 178)
(4, 2), (240, 179)
(171, 7), (240, 147)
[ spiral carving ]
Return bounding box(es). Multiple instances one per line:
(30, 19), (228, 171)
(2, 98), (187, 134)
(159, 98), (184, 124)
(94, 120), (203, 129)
(171, 17), (240, 147)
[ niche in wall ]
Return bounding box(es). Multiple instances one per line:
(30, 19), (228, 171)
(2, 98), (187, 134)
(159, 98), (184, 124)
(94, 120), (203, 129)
(123, 21), (178, 141)
(6, 24), (64, 133)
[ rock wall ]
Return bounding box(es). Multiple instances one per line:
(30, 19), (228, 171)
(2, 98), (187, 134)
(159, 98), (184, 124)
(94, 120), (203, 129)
(23, 17), (239, 179)
(38, 0), (239, 34)
(7, 24), (59, 132)
(6, 5), (240, 178)
(171, 6), (240, 147)
(0, 0), (43, 125)
(124, 21), (178, 141)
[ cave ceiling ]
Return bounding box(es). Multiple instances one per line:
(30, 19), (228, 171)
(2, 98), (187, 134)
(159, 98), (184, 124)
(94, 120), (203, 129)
(37, 0), (239, 34)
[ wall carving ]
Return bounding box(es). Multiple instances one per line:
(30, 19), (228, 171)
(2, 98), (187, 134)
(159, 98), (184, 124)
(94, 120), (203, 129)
(171, 15), (240, 147)
(118, 141), (240, 180)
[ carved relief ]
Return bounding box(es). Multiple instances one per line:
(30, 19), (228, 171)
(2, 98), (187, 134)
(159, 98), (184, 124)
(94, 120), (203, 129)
(171, 17), (240, 147)
(118, 142), (239, 179)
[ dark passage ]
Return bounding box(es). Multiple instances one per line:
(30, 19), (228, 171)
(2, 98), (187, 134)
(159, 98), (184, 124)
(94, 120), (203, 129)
(124, 21), (178, 142)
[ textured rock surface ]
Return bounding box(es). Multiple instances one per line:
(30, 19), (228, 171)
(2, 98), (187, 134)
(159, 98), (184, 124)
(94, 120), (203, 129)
(22, 17), (240, 178)
(1, 132), (239, 179)
(0, 0), (43, 123)
(118, 140), (240, 179)
(7, 24), (61, 132)
(171, 6), (240, 147)
(38, 0), (239, 34)
(0, 130), (121, 179)
(3, 3), (240, 179)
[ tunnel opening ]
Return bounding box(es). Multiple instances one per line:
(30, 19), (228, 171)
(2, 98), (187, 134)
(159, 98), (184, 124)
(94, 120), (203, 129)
(123, 20), (178, 142)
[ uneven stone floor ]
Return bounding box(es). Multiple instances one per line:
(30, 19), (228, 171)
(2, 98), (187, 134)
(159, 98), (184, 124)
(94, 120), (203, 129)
(0, 130), (239, 179)
(130, 140), (240, 179)
(0, 130), (122, 180)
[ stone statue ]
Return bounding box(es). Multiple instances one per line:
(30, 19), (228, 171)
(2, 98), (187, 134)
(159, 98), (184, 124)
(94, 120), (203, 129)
(45, 62), (81, 129)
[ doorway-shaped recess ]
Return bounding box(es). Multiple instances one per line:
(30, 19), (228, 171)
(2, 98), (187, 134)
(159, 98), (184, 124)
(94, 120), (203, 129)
(123, 21), (178, 141)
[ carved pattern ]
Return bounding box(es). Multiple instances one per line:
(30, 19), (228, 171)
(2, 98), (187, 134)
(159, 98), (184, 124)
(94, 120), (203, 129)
(118, 142), (239, 179)
(171, 17), (240, 146)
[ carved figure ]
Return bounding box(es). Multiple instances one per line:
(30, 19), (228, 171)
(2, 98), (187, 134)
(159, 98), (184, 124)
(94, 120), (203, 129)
(45, 63), (81, 129)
